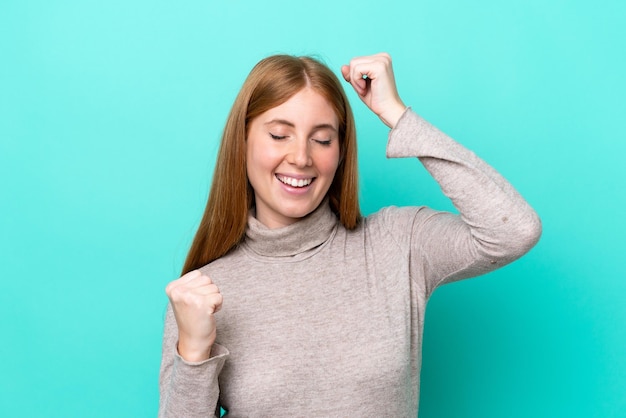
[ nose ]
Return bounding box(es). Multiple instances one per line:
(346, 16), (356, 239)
(287, 138), (312, 168)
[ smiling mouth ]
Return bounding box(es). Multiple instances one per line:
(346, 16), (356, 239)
(276, 174), (315, 188)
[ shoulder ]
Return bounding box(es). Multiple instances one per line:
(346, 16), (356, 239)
(352, 205), (443, 250)
(362, 205), (438, 230)
(197, 245), (248, 280)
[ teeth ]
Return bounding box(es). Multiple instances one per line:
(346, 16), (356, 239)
(277, 175), (313, 188)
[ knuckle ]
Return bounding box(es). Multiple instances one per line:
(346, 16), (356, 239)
(169, 286), (181, 299)
(212, 295), (224, 313)
(182, 292), (196, 304)
(183, 270), (197, 280)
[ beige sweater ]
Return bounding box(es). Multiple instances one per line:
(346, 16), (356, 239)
(159, 109), (542, 417)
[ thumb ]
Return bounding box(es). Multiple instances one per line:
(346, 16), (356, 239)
(340, 65), (350, 82)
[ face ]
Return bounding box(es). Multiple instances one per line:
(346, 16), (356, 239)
(246, 87), (340, 229)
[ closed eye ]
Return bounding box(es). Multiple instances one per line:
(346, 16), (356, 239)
(314, 139), (332, 146)
(270, 133), (287, 140)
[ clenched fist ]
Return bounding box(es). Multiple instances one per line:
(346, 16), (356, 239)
(165, 270), (223, 362)
(341, 52), (406, 129)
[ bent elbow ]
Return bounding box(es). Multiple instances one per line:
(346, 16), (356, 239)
(505, 210), (543, 259)
(475, 209), (543, 265)
(521, 210), (542, 251)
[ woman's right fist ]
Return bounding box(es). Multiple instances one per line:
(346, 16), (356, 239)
(165, 270), (223, 362)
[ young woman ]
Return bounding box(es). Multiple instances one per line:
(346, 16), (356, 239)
(159, 53), (541, 417)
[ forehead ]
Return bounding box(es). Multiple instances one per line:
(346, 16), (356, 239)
(257, 87), (338, 128)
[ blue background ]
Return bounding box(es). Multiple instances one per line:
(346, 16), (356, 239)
(1, 0), (624, 416)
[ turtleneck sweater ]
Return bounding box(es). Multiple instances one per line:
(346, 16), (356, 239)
(159, 109), (542, 417)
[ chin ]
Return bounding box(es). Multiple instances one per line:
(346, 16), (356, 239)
(283, 208), (315, 220)
(281, 202), (320, 219)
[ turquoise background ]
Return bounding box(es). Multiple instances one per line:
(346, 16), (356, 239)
(1, 0), (624, 416)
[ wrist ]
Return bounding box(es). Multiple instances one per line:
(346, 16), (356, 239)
(177, 334), (214, 362)
(380, 101), (407, 129)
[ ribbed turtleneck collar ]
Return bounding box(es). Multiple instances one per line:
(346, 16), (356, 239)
(243, 201), (338, 258)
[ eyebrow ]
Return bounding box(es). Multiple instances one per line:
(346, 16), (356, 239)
(264, 119), (337, 132)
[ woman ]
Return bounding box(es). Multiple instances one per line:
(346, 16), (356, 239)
(159, 53), (541, 417)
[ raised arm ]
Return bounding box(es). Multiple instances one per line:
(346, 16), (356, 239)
(342, 53), (542, 294)
(388, 109), (541, 294)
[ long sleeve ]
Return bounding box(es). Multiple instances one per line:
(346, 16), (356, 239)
(158, 303), (229, 418)
(383, 108), (542, 297)
(155, 108), (542, 417)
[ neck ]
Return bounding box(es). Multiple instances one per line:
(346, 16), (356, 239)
(244, 200), (338, 258)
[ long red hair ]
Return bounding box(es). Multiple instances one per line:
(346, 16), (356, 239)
(181, 55), (360, 274)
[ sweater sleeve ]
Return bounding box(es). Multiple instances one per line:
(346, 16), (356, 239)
(385, 108), (542, 297)
(158, 303), (229, 418)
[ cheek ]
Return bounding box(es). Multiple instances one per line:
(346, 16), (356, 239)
(318, 147), (341, 177)
(246, 141), (280, 178)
